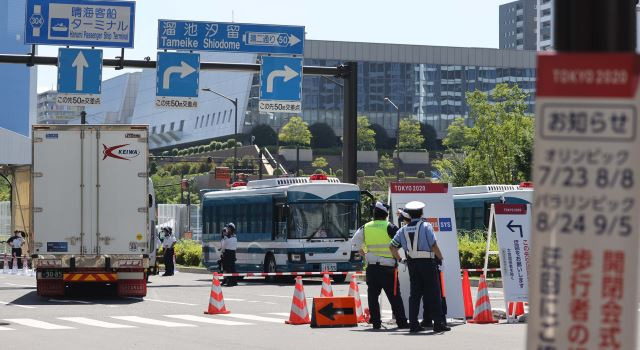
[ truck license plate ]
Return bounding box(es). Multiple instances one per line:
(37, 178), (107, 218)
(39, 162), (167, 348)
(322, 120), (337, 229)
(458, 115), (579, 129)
(321, 263), (337, 272)
(41, 269), (63, 279)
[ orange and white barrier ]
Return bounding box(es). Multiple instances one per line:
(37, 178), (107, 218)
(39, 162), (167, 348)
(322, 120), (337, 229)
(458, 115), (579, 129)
(285, 276), (310, 325)
(1, 253), (8, 274)
(347, 274), (366, 323)
(204, 273), (230, 315)
(468, 275), (498, 324)
(320, 273), (333, 297)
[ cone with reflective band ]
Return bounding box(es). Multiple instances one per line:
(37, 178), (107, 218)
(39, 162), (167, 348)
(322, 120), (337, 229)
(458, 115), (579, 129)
(461, 270), (474, 319)
(320, 273), (333, 297)
(468, 275), (498, 324)
(2, 254), (8, 274)
(21, 255), (28, 276)
(285, 276), (310, 325)
(347, 274), (366, 323)
(11, 255), (17, 275)
(204, 273), (230, 315)
(508, 301), (525, 317)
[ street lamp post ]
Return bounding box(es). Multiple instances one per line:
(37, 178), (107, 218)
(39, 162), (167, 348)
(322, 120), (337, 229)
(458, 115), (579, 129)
(202, 88), (238, 182)
(384, 97), (400, 181)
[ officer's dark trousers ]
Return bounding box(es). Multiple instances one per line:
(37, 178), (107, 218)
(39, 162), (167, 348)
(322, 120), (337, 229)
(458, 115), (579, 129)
(407, 258), (445, 326)
(366, 264), (407, 326)
(222, 250), (237, 285)
(11, 248), (22, 269)
(163, 248), (174, 275)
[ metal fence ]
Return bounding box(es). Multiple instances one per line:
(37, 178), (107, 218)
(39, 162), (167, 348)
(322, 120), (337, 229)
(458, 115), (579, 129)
(157, 204), (201, 241)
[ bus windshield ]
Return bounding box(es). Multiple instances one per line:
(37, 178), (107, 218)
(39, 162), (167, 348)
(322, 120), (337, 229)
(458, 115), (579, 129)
(289, 202), (358, 240)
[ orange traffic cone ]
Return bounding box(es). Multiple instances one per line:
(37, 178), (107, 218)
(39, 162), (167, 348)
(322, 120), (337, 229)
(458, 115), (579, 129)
(508, 302), (525, 317)
(347, 274), (366, 323)
(2, 253), (8, 274)
(461, 270), (474, 319)
(204, 273), (230, 315)
(320, 273), (333, 297)
(468, 275), (498, 324)
(10, 255), (18, 275)
(285, 276), (310, 325)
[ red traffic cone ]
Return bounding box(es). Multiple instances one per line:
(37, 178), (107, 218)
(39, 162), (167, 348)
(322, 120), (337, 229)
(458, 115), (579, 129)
(11, 255), (18, 275)
(468, 275), (498, 324)
(204, 273), (230, 315)
(320, 273), (333, 297)
(461, 270), (474, 319)
(285, 276), (310, 325)
(508, 302), (525, 317)
(347, 274), (366, 323)
(2, 253), (8, 274)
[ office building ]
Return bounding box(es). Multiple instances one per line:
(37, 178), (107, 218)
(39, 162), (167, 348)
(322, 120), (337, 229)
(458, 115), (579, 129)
(37, 90), (85, 124)
(499, 0), (537, 50)
(537, 0), (553, 51)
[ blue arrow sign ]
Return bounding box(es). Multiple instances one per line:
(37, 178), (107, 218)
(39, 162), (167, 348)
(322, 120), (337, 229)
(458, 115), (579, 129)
(57, 48), (102, 105)
(259, 56), (303, 113)
(157, 20), (304, 55)
(25, 0), (135, 48)
(156, 52), (200, 109)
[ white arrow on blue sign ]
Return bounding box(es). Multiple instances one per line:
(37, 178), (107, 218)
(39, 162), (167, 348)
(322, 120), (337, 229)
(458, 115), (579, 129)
(156, 52), (200, 109)
(57, 48), (102, 105)
(259, 56), (303, 113)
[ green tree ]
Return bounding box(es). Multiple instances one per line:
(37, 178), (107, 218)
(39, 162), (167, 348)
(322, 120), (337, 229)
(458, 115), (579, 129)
(309, 123), (338, 148)
(370, 123), (391, 149)
(357, 116), (376, 151)
(398, 118), (425, 151)
(311, 157), (329, 169)
(251, 124), (278, 147)
(379, 154), (394, 175)
(420, 122), (440, 151)
(278, 116), (311, 147)
(0, 179), (9, 201)
(434, 83), (533, 185)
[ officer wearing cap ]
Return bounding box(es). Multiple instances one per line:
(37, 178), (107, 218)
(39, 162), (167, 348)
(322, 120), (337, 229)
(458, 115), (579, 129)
(221, 223), (238, 287)
(389, 201), (450, 333)
(352, 201), (408, 330)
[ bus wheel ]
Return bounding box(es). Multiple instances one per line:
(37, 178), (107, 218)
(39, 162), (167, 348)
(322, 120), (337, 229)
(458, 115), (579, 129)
(264, 254), (276, 282)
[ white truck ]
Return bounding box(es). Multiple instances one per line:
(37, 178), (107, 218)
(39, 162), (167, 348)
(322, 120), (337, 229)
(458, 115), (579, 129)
(31, 125), (159, 297)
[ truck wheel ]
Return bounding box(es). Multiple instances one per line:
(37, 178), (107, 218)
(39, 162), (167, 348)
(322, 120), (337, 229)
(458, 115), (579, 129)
(264, 254), (276, 282)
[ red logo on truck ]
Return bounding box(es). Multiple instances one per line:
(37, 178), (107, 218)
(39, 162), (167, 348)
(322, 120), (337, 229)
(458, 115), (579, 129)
(102, 144), (140, 160)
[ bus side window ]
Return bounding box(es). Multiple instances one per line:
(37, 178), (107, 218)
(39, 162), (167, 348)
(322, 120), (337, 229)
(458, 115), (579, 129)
(273, 203), (288, 241)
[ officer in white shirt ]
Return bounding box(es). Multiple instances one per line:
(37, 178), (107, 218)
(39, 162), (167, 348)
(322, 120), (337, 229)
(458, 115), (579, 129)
(161, 227), (177, 276)
(8, 231), (25, 269)
(220, 223), (238, 286)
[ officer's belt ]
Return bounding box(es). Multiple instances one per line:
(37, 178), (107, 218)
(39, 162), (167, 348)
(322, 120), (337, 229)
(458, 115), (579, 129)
(365, 253), (396, 267)
(406, 251), (435, 259)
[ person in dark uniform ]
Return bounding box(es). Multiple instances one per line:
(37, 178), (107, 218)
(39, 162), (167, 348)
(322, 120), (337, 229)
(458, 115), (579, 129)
(352, 202), (408, 330)
(221, 223), (238, 287)
(390, 201), (451, 333)
(161, 227), (176, 276)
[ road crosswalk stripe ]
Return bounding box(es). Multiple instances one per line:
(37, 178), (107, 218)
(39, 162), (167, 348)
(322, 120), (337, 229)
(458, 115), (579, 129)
(219, 314), (286, 323)
(267, 312), (291, 317)
(165, 315), (252, 326)
(0, 326), (14, 331)
(58, 317), (136, 329)
(110, 316), (196, 327)
(4, 318), (74, 330)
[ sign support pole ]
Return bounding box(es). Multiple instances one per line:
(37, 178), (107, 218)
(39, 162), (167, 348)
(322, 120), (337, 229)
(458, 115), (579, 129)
(341, 62), (358, 184)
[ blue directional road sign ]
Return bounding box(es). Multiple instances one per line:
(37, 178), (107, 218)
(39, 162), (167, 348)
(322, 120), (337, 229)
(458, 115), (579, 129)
(57, 48), (103, 105)
(25, 0), (135, 48)
(156, 52), (200, 109)
(157, 20), (304, 55)
(259, 56), (303, 113)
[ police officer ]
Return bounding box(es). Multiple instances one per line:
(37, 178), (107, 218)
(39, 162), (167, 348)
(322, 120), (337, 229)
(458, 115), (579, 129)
(161, 227), (176, 276)
(221, 223), (238, 287)
(352, 202), (408, 330)
(7, 231), (25, 269)
(390, 201), (451, 333)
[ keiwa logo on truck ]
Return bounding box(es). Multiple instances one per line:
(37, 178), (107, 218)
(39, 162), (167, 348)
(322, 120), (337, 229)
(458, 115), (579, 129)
(102, 144), (140, 161)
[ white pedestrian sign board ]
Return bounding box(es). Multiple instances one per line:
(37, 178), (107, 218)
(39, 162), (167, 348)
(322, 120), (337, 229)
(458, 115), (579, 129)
(494, 203), (531, 303)
(527, 54), (640, 349)
(155, 52), (200, 109)
(57, 48), (102, 105)
(389, 182), (465, 319)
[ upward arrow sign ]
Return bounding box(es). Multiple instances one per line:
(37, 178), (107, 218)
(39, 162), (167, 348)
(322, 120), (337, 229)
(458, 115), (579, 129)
(71, 51), (89, 91)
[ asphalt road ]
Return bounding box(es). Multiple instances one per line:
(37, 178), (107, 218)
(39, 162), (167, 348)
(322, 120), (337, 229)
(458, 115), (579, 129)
(0, 271), (525, 350)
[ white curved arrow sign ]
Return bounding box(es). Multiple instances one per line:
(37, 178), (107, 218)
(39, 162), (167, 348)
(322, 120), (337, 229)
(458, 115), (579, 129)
(266, 65), (299, 93)
(162, 61), (197, 89)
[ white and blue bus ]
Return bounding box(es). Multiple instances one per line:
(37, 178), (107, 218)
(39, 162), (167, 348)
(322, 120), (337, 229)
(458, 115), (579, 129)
(200, 174), (363, 282)
(452, 183), (534, 231)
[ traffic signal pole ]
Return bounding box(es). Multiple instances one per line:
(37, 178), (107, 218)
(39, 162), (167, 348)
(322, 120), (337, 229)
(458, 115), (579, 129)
(0, 54), (360, 184)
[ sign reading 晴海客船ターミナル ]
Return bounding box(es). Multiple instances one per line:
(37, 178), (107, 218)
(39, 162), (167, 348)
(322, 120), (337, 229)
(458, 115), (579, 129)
(527, 54), (640, 350)
(25, 0), (135, 48)
(157, 20), (304, 55)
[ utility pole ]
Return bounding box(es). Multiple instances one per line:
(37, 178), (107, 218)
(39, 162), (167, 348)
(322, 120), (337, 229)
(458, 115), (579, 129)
(340, 62), (358, 184)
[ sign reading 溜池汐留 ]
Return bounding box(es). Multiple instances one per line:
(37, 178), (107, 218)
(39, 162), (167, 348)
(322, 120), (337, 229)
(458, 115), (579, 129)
(25, 0), (135, 48)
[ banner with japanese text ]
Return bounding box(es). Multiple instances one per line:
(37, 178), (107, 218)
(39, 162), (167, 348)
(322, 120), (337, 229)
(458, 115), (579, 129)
(494, 203), (531, 303)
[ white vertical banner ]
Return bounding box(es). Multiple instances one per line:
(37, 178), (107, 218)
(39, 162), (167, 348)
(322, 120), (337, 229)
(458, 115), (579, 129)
(494, 203), (531, 303)
(528, 54), (640, 349)
(389, 182), (464, 319)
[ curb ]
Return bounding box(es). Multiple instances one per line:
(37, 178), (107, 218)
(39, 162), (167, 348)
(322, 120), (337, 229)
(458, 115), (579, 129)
(470, 279), (503, 288)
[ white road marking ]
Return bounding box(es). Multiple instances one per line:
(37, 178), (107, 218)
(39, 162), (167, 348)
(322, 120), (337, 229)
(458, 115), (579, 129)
(224, 298), (246, 301)
(166, 315), (251, 326)
(0, 301), (35, 309)
(258, 294), (289, 298)
(220, 314), (286, 323)
(49, 299), (92, 304)
(111, 316), (196, 327)
(4, 318), (74, 330)
(5, 282), (34, 287)
(267, 312), (291, 317)
(58, 317), (135, 329)
(0, 326), (14, 331)
(126, 297), (196, 306)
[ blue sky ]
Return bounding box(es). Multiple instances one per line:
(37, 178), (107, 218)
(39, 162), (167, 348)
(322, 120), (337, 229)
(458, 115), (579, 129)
(36, 0), (509, 92)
